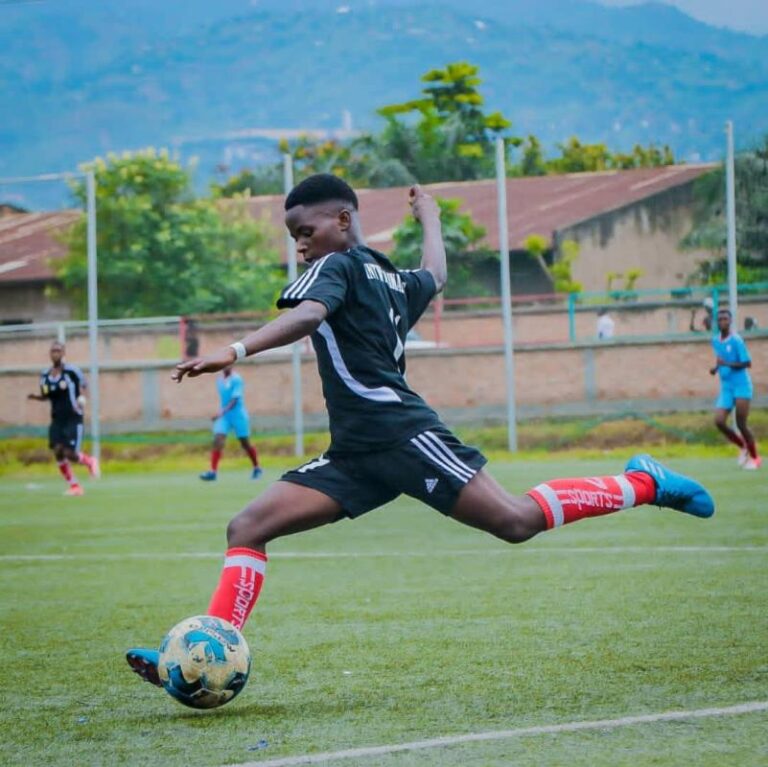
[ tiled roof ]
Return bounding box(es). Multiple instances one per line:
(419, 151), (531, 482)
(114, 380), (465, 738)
(0, 165), (715, 284)
(0, 210), (78, 283)
(246, 164), (715, 256)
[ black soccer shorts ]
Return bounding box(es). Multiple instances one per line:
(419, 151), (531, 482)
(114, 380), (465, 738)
(48, 418), (84, 451)
(281, 425), (487, 518)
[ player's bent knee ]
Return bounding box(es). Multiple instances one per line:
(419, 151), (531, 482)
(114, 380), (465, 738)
(226, 506), (267, 547)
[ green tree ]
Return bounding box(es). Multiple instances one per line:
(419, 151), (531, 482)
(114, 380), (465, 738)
(211, 166), (282, 197)
(681, 134), (768, 284)
(57, 149), (284, 318)
(391, 197), (497, 298)
(548, 239), (583, 294)
(377, 61), (513, 183)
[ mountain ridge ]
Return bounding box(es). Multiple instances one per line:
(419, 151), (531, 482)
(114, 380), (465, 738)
(1, 0), (766, 208)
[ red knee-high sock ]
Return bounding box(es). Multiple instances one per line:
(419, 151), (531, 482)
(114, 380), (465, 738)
(246, 445), (259, 467)
(77, 451), (93, 468)
(742, 433), (759, 460)
(207, 547), (267, 630)
(722, 429), (745, 449)
(210, 449), (222, 472)
(527, 472), (656, 530)
(57, 460), (77, 486)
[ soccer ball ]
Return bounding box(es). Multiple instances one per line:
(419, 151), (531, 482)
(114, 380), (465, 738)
(158, 615), (251, 709)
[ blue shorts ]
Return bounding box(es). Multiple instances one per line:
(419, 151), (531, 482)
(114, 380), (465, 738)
(716, 382), (753, 410)
(213, 410), (251, 439)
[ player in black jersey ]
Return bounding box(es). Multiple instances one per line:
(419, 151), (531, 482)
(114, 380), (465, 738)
(28, 341), (100, 495)
(127, 174), (713, 686)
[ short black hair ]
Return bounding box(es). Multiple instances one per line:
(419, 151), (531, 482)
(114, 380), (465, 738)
(717, 308), (732, 317)
(285, 173), (358, 211)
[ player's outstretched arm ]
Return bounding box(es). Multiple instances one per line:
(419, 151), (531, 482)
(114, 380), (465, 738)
(27, 393), (46, 401)
(409, 184), (447, 293)
(173, 300), (328, 382)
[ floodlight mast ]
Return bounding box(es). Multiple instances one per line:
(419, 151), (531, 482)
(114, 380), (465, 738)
(85, 170), (100, 460)
(725, 121), (738, 324)
(0, 169), (100, 460)
(283, 154), (305, 457)
(495, 137), (518, 452)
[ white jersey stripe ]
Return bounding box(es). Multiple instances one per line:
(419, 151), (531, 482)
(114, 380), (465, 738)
(410, 435), (474, 482)
(224, 554), (267, 575)
(614, 474), (636, 509)
(75, 423), (84, 453)
(532, 483), (565, 527)
(421, 430), (477, 481)
(283, 256), (323, 300)
(284, 253), (331, 298)
(283, 260), (321, 300)
(284, 253), (333, 299)
(317, 322), (402, 403)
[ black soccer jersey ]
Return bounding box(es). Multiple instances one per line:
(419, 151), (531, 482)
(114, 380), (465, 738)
(39, 364), (86, 422)
(277, 246), (445, 453)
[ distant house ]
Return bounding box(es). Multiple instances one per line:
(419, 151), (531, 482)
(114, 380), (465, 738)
(245, 164), (717, 294)
(0, 165), (716, 322)
(0, 210), (78, 323)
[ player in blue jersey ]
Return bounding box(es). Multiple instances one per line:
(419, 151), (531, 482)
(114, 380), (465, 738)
(199, 365), (262, 481)
(710, 308), (760, 469)
(127, 174), (715, 687)
(27, 341), (100, 495)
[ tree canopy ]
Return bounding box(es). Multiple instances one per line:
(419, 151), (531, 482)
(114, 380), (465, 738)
(58, 150), (284, 318)
(212, 61), (676, 199)
(681, 134), (768, 284)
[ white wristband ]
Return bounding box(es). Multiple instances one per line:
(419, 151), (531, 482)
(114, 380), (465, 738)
(229, 342), (247, 361)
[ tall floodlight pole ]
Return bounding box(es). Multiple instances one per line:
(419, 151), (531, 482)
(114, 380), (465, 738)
(85, 170), (101, 461)
(495, 137), (517, 452)
(725, 121), (738, 323)
(283, 154), (304, 456)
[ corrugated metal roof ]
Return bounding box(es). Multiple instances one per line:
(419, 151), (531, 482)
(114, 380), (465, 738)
(247, 164), (715, 255)
(0, 165), (715, 284)
(0, 210), (78, 283)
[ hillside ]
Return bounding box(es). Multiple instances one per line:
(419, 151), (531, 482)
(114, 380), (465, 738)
(1, 0), (767, 208)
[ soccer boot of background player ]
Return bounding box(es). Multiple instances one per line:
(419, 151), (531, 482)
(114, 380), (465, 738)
(743, 456), (762, 470)
(625, 454), (714, 518)
(199, 470), (217, 481)
(251, 466), (263, 480)
(64, 484), (84, 496)
(80, 453), (101, 479)
(126, 648), (162, 687)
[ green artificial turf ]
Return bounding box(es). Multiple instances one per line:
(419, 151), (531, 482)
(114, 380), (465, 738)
(1, 458), (766, 766)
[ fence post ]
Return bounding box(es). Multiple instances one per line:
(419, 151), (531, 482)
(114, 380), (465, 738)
(568, 293), (577, 342)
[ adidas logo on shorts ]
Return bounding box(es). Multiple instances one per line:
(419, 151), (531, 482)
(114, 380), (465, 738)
(425, 478), (439, 493)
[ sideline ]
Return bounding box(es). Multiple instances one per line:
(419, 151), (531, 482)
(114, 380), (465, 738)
(223, 701), (768, 767)
(1, 545), (767, 562)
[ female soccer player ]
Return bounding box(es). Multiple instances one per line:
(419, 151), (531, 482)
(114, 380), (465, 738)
(127, 175), (714, 685)
(710, 307), (760, 469)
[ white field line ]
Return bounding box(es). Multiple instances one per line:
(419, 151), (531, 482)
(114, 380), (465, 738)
(224, 701), (768, 767)
(1, 545), (767, 563)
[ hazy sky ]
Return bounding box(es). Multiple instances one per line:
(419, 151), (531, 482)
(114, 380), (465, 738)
(599, 0), (768, 35)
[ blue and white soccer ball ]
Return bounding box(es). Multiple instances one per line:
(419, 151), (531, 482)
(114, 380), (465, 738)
(158, 615), (251, 709)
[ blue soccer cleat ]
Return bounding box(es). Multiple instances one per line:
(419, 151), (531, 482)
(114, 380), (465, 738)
(251, 467), (263, 480)
(126, 648), (162, 687)
(199, 470), (217, 481)
(625, 454), (715, 518)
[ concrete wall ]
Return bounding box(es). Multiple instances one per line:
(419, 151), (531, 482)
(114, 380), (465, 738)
(0, 282), (71, 323)
(3, 333), (765, 434)
(560, 184), (710, 292)
(4, 298), (767, 366)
